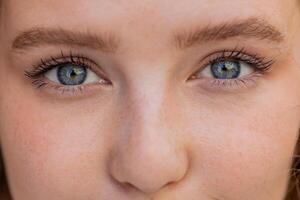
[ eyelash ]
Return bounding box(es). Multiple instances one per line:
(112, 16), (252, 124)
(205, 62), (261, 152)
(24, 51), (111, 95)
(189, 48), (274, 91)
(26, 51), (91, 81)
(24, 48), (274, 96)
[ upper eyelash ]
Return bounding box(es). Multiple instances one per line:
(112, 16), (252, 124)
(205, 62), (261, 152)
(209, 48), (275, 72)
(204, 47), (275, 72)
(24, 50), (96, 79)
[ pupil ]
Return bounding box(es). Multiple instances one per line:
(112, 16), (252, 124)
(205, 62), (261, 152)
(70, 71), (76, 78)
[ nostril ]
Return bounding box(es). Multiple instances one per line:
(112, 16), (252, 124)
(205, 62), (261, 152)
(121, 181), (155, 194)
(127, 180), (174, 194)
(123, 182), (141, 192)
(112, 172), (173, 194)
(120, 181), (135, 190)
(110, 174), (141, 195)
(109, 173), (141, 193)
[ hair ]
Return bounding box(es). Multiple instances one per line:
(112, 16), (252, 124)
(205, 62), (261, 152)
(288, 1), (300, 198)
(285, 136), (300, 200)
(0, 153), (10, 199)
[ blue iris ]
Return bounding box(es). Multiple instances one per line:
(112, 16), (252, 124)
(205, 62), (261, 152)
(211, 60), (240, 79)
(57, 64), (87, 85)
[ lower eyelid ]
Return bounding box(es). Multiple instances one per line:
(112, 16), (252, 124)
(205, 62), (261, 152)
(29, 73), (112, 97)
(189, 72), (264, 93)
(33, 80), (112, 98)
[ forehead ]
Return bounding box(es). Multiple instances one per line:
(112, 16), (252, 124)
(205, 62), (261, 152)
(2, 0), (294, 31)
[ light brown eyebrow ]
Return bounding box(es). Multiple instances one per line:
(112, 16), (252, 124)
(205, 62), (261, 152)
(174, 18), (284, 49)
(12, 27), (119, 53)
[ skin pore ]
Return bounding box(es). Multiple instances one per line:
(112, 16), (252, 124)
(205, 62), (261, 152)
(0, 0), (300, 199)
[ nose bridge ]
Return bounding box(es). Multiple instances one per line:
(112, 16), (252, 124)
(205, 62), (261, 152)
(121, 65), (173, 132)
(124, 71), (179, 150)
(109, 79), (189, 194)
(130, 74), (166, 124)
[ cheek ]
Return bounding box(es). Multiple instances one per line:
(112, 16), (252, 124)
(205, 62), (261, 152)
(0, 83), (118, 198)
(183, 91), (300, 199)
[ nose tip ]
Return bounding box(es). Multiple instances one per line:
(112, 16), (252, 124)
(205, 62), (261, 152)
(109, 138), (189, 194)
(110, 152), (188, 194)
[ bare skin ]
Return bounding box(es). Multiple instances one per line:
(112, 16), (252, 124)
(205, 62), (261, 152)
(0, 0), (300, 199)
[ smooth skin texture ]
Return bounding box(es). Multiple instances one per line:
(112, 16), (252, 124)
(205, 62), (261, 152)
(0, 0), (300, 199)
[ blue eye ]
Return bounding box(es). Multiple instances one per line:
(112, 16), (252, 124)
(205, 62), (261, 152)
(211, 60), (240, 79)
(199, 60), (254, 80)
(57, 64), (87, 85)
(45, 63), (102, 85)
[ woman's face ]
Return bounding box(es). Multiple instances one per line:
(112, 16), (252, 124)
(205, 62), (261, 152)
(0, 0), (300, 199)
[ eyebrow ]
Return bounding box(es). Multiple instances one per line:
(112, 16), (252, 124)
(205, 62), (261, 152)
(12, 18), (284, 53)
(12, 28), (119, 53)
(174, 18), (284, 49)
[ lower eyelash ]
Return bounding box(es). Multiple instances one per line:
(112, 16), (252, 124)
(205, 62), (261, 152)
(30, 79), (102, 98)
(211, 75), (258, 88)
(203, 71), (264, 92)
(31, 79), (48, 89)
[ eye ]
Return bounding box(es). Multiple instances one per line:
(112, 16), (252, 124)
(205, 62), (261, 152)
(200, 60), (254, 79)
(25, 53), (113, 97)
(45, 63), (101, 85)
(187, 49), (274, 91)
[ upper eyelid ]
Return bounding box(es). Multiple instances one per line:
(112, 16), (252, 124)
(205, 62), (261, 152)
(200, 48), (257, 62)
(25, 53), (104, 79)
(200, 49), (274, 68)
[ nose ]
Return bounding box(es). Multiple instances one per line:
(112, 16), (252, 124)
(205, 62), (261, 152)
(108, 88), (189, 194)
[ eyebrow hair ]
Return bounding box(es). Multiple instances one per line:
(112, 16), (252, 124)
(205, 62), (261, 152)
(12, 28), (119, 53)
(174, 18), (284, 49)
